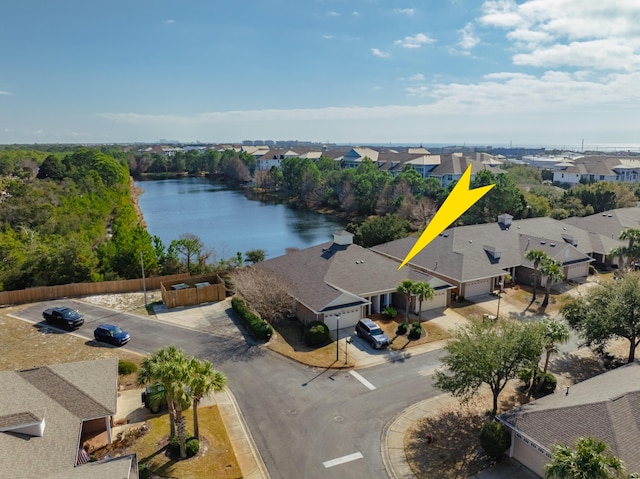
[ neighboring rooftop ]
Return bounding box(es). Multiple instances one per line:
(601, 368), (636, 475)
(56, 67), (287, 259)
(0, 358), (137, 479)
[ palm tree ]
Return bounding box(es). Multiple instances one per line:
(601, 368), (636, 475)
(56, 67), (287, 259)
(620, 228), (640, 263)
(545, 436), (626, 479)
(137, 346), (192, 459)
(609, 245), (627, 271)
(396, 280), (415, 325)
(188, 358), (227, 441)
(525, 249), (547, 302)
(535, 318), (570, 394)
(411, 281), (435, 322)
(540, 257), (564, 308)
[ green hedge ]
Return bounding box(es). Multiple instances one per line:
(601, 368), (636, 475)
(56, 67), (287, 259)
(231, 297), (273, 340)
(304, 321), (330, 347)
(408, 322), (423, 340)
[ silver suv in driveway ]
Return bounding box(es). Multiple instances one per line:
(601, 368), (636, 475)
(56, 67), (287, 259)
(355, 318), (390, 349)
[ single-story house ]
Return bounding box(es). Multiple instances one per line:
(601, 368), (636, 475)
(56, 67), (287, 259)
(497, 361), (640, 478)
(0, 358), (138, 479)
(562, 206), (640, 266)
(372, 214), (594, 299)
(256, 230), (454, 329)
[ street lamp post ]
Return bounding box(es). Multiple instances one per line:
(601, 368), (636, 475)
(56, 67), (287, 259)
(140, 252), (147, 307)
(496, 279), (503, 319)
(335, 315), (340, 362)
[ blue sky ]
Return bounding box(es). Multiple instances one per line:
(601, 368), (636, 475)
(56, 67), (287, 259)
(2, 0), (640, 149)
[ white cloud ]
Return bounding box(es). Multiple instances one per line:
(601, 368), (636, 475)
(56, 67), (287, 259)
(371, 48), (390, 58)
(514, 38), (640, 71)
(395, 8), (415, 16)
(164, 19), (175, 25)
(458, 22), (479, 51)
(323, 35), (334, 40)
(408, 74), (425, 81)
(0, 90), (12, 95)
(327, 11), (340, 17)
(352, 11), (360, 17)
(394, 33), (435, 49)
(480, 0), (640, 71)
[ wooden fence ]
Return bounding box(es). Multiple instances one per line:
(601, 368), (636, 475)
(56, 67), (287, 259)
(161, 274), (227, 309)
(0, 273), (191, 306)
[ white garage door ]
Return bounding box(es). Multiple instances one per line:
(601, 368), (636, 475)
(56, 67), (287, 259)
(512, 434), (548, 477)
(420, 290), (447, 311)
(324, 307), (361, 330)
(566, 262), (589, 280)
(463, 279), (491, 298)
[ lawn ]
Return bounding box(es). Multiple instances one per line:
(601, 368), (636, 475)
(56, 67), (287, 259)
(93, 406), (241, 479)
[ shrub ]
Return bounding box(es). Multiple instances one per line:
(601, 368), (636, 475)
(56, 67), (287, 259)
(518, 368), (557, 395)
(169, 434), (180, 454)
(479, 421), (511, 459)
(168, 434), (198, 457)
(118, 359), (138, 376)
(138, 463), (152, 479)
(539, 372), (557, 394)
(396, 323), (408, 335)
(382, 306), (397, 319)
(408, 322), (423, 340)
(304, 321), (330, 347)
(186, 437), (200, 457)
(231, 296), (273, 340)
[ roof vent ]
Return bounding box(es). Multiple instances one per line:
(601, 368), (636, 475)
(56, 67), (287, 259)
(443, 233), (448, 237)
(608, 214), (612, 217)
(540, 241), (546, 245)
(469, 240), (473, 243)
(550, 243), (556, 247)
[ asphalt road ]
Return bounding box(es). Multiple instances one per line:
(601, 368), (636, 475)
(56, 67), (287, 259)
(17, 299), (446, 479)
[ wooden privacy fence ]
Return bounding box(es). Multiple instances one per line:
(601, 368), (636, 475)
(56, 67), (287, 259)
(161, 273), (227, 309)
(0, 273), (190, 306)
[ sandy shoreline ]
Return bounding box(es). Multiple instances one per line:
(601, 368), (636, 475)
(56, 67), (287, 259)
(129, 177), (146, 227)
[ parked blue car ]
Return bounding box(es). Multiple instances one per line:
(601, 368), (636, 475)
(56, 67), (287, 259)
(93, 324), (130, 346)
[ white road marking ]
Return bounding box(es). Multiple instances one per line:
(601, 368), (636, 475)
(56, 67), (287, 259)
(349, 370), (376, 390)
(322, 452), (364, 468)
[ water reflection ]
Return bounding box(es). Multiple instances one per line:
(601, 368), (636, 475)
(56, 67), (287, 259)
(136, 177), (347, 260)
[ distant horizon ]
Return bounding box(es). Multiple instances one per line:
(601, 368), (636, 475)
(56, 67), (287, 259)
(2, 140), (640, 153)
(2, 2), (639, 147)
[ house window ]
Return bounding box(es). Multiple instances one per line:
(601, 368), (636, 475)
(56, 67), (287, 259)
(599, 175), (604, 180)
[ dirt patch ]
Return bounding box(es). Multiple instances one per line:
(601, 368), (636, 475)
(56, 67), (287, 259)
(0, 305), (143, 375)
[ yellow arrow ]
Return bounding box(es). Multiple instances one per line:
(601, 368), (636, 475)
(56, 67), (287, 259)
(398, 165), (494, 269)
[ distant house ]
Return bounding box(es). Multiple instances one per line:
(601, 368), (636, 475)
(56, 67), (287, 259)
(0, 358), (138, 479)
(256, 231), (453, 329)
(428, 154), (503, 188)
(552, 156), (640, 185)
(497, 361), (640, 478)
(372, 214), (595, 299)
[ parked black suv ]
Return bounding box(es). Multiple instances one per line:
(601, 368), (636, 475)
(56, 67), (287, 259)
(42, 306), (84, 330)
(355, 318), (390, 349)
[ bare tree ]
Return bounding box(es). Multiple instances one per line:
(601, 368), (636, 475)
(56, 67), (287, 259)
(230, 267), (293, 324)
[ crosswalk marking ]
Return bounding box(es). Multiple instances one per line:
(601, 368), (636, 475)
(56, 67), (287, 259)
(349, 370), (376, 390)
(323, 452), (364, 468)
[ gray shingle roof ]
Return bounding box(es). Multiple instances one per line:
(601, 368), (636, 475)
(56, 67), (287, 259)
(498, 362), (640, 475)
(372, 217), (595, 284)
(258, 235), (451, 314)
(0, 358), (128, 479)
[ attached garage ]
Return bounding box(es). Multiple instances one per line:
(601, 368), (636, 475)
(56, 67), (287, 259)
(418, 289), (448, 311)
(510, 433), (549, 477)
(565, 262), (589, 280)
(324, 307), (361, 330)
(462, 279), (492, 298)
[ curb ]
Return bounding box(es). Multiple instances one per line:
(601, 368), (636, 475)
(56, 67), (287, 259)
(220, 388), (271, 479)
(381, 394), (459, 479)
